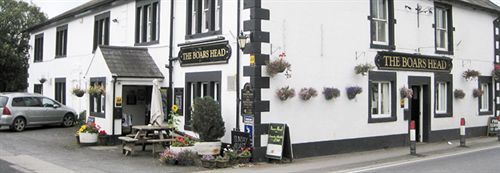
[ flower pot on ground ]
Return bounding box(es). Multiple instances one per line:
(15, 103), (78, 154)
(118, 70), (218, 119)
(215, 155), (230, 168)
(77, 122), (100, 144)
(322, 87), (340, 100)
(159, 149), (178, 165)
(97, 130), (108, 146)
(299, 88), (318, 101)
(223, 147), (238, 165)
(170, 136), (196, 154)
(191, 96), (225, 155)
(346, 86), (363, 100)
(463, 69), (480, 81)
(237, 147), (252, 164)
(176, 150), (197, 166)
(276, 86), (295, 101)
(201, 155), (216, 168)
(454, 89), (466, 99)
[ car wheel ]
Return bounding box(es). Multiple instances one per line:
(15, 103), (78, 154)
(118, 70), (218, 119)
(62, 114), (75, 127)
(11, 117), (26, 132)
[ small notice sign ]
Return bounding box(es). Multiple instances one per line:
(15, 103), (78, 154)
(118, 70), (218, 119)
(266, 123), (286, 160)
(231, 131), (251, 150)
(487, 117), (499, 136)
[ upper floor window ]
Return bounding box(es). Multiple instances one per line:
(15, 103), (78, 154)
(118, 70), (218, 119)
(186, 0), (222, 39)
(34, 33), (43, 62)
(135, 0), (159, 44)
(434, 3), (454, 54)
(93, 12), (110, 52)
(369, 0), (394, 49)
(55, 25), (68, 58)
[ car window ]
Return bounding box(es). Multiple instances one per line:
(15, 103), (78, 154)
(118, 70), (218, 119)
(12, 97), (26, 107)
(42, 98), (59, 107)
(25, 97), (43, 107)
(0, 96), (7, 108)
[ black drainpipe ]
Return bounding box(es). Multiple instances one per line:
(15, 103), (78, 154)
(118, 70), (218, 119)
(236, 0), (241, 131)
(112, 75), (117, 138)
(168, 0), (175, 113)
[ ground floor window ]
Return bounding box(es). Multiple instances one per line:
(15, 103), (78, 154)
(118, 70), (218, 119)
(478, 76), (493, 115)
(34, 84), (43, 94)
(54, 78), (66, 105)
(368, 71), (397, 123)
(90, 77), (106, 117)
(185, 71), (221, 129)
(435, 82), (447, 113)
(434, 73), (452, 118)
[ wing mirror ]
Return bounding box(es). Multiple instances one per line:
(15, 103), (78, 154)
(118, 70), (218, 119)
(53, 104), (60, 109)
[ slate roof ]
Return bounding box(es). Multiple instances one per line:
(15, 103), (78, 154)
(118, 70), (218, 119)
(437, 0), (500, 13)
(99, 46), (164, 79)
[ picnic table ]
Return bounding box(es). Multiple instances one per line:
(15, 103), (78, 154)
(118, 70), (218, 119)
(118, 125), (174, 156)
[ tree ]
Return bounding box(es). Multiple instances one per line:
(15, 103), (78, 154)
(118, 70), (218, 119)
(0, 0), (47, 92)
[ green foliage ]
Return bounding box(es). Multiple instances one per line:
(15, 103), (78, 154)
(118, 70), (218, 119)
(176, 150), (197, 166)
(0, 0), (47, 92)
(191, 96), (225, 142)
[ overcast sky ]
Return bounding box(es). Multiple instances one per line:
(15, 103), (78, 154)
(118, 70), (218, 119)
(23, 0), (500, 19)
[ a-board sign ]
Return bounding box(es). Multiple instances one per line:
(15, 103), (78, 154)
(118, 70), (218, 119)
(231, 131), (251, 150)
(487, 117), (499, 136)
(266, 123), (286, 160)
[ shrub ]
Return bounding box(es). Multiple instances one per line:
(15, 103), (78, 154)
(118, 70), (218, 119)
(276, 86), (295, 101)
(299, 88), (318, 101)
(191, 96), (225, 142)
(454, 89), (465, 99)
(346, 86), (363, 100)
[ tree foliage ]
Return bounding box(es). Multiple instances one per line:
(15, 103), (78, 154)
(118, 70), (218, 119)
(191, 96), (225, 142)
(0, 0), (47, 92)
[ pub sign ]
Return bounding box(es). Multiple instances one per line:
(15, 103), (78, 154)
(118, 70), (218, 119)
(375, 51), (452, 73)
(178, 41), (232, 66)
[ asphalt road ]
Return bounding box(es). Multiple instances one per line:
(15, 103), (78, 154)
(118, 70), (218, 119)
(364, 147), (500, 173)
(0, 125), (204, 173)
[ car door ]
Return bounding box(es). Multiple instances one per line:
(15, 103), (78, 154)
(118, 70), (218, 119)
(19, 97), (45, 124)
(41, 97), (64, 123)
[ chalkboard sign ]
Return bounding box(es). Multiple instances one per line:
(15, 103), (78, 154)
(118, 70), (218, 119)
(487, 117), (499, 136)
(266, 123), (288, 160)
(231, 131), (251, 150)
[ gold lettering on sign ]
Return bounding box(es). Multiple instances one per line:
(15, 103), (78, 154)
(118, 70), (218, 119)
(381, 54), (449, 71)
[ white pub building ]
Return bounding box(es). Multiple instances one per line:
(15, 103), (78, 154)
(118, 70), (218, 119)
(26, 0), (500, 160)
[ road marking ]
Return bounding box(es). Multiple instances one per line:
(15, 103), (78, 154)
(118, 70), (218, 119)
(0, 155), (76, 173)
(336, 145), (500, 173)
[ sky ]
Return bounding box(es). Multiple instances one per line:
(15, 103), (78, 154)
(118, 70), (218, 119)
(23, 0), (500, 19)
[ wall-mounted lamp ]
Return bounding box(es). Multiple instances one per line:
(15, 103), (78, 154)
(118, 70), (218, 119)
(238, 31), (248, 51)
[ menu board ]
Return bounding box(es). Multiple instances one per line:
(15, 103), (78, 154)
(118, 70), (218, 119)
(231, 131), (251, 150)
(487, 117), (499, 136)
(266, 123), (286, 160)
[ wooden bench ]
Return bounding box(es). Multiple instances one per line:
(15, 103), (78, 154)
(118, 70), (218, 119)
(118, 136), (139, 156)
(147, 138), (175, 157)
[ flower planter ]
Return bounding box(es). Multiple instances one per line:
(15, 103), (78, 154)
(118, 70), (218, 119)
(215, 160), (229, 168)
(194, 142), (221, 155)
(75, 92), (84, 97)
(98, 136), (109, 146)
(169, 146), (196, 154)
(238, 157), (251, 164)
(201, 160), (216, 168)
(79, 132), (98, 143)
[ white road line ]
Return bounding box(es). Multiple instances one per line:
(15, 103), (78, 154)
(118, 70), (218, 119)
(0, 155), (76, 173)
(335, 145), (500, 173)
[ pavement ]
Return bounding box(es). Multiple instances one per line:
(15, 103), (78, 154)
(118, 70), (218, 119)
(202, 136), (500, 173)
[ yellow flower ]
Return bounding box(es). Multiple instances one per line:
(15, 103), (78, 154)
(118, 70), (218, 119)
(171, 105), (179, 113)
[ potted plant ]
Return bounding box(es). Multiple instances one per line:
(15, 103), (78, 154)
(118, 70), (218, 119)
(77, 122), (100, 144)
(299, 87), (318, 101)
(201, 155), (216, 168)
(454, 89), (466, 99)
(266, 52), (291, 77)
(223, 147), (238, 165)
(176, 150), (197, 166)
(215, 155), (230, 168)
(72, 87), (86, 97)
(463, 69), (481, 81)
(276, 86), (295, 101)
(170, 136), (196, 154)
(97, 130), (108, 146)
(323, 87), (340, 100)
(492, 69), (500, 81)
(159, 149), (178, 165)
(473, 88), (484, 98)
(346, 86), (363, 100)
(192, 96), (226, 155)
(87, 84), (105, 96)
(354, 63), (375, 76)
(400, 87), (413, 99)
(237, 147), (252, 164)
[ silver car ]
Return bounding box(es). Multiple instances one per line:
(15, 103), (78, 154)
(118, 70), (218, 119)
(0, 93), (77, 132)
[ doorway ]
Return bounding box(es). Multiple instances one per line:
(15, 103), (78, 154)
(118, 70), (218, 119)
(408, 77), (431, 142)
(121, 85), (153, 134)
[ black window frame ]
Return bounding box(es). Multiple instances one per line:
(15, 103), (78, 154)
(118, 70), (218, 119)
(368, 71), (397, 123)
(478, 76), (493, 115)
(434, 73), (453, 118)
(34, 84), (43, 94)
(135, 0), (160, 45)
(369, 0), (395, 50)
(434, 3), (454, 55)
(34, 33), (44, 63)
(185, 71), (221, 130)
(185, 0), (222, 40)
(93, 11), (110, 52)
(54, 78), (66, 105)
(55, 25), (68, 58)
(89, 77), (106, 118)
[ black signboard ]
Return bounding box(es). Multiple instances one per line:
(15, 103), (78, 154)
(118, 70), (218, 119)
(266, 123), (293, 161)
(375, 51), (453, 72)
(487, 117), (499, 136)
(231, 131), (251, 150)
(178, 41), (232, 66)
(241, 83), (254, 115)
